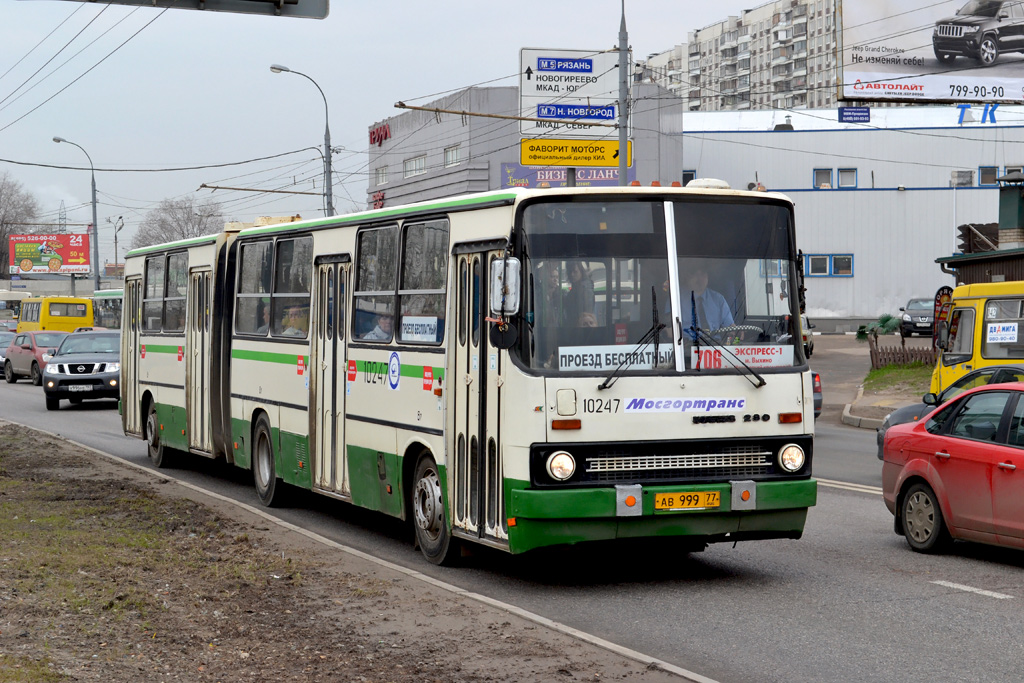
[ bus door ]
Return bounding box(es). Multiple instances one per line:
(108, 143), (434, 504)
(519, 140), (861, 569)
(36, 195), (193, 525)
(311, 257), (349, 496)
(187, 269), (212, 453)
(122, 277), (142, 437)
(451, 249), (507, 545)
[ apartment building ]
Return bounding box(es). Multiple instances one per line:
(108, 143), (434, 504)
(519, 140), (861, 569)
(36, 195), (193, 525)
(644, 0), (838, 111)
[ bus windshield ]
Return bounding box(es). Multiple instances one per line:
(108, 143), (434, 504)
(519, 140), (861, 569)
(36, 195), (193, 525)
(516, 197), (801, 374)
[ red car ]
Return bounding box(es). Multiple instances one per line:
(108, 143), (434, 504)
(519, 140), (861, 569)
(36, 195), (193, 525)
(3, 331), (68, 385)
(882, 382), (1024, 553)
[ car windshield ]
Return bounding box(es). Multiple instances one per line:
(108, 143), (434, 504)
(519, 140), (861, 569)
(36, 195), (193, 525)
(35, 333), (67, 348)
(57, 334), (119, 355)
(906, 299), (932, 312)
(957, 0), (1005, 16)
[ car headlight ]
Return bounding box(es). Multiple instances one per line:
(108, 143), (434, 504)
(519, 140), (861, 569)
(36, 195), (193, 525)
(44, 363), (59, 374)
(105, 362), (120, 373)
(42, 353), (53, 363)
(902, 314), (911, 322)
(546, 451), (576, 481)
(778, 444), (805, 472)
(964, 25), (979, 33)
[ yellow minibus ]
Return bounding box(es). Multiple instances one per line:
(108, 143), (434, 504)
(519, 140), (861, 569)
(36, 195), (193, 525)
(17, 296), (94, 333)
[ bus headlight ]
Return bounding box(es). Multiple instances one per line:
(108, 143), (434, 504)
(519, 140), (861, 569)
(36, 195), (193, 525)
(546, 451), (576, 481)
(778, 444), (805, 472)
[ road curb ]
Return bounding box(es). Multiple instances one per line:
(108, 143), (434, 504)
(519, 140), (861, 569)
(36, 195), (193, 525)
(841, 386), (885, 430)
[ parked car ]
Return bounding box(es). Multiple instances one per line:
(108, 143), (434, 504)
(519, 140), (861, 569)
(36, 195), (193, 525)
(0, 321), (18, 332)
(812, 370), (822, 419)
(932, 0), (1024, 66)
(41, 331), (121, 411)
(882, 382), (1024, 553)
(899, 298), (934, 337)
(876, 364), (1024, 459)
(801, 315), (815, 357)
(3, 331), (68, 385)
(0, 331), (14, 364)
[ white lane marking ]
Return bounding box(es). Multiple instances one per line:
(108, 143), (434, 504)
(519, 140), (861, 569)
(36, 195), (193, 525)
(932, 580), (1014, 600)
(4, 419), (715, 683)
(817, 477), (883, 495)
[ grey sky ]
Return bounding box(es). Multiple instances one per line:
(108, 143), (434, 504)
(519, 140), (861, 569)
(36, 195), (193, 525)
(0, 0), (746, 263)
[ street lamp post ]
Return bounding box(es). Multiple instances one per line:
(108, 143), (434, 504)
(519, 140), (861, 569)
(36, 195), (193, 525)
(53, 136), (101, 291)
(270, 64), (335, 216)
(109, 216), (124, 279)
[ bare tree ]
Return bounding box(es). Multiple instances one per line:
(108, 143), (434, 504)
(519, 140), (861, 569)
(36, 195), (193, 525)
(129, 196), (224, 250)
(0, 172), (41, 279)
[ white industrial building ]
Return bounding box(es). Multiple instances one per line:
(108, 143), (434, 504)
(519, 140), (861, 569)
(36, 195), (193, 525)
(367, 84), (1021, 323)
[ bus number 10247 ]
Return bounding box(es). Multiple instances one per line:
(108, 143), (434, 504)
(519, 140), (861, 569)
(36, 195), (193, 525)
(583, 398), (620, 413)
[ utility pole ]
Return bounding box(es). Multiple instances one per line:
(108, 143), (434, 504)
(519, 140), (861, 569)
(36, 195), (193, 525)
(618, 0), (628, 186)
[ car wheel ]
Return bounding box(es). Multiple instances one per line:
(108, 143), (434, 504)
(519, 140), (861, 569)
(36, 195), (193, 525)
(900, 482), (950, 553)
(978, 36), (999, 65)
(4, 361), (16, 384)
(252, 414), (284, 507)
(411, 453), (459, 566)
(45, 396), (59, 411)
(30, 362), (41, 386)
(146, 400), (175, 468)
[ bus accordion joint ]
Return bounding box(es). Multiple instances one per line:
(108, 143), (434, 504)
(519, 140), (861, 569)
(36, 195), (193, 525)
(778, 412), (803, 423)
(551, 419), (581, 430)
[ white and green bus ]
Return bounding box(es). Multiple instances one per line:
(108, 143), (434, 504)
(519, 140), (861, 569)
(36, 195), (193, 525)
(92, 288), (123, 329)
(121, 184), (817, 564)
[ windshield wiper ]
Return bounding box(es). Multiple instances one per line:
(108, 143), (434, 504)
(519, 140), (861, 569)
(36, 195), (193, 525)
(598, 286), (666, 391)
(688, 324), (766, 388)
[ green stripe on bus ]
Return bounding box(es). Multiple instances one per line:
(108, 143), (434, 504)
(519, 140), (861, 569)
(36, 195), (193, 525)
(142, 344), (183, 354)
(232, 349), (310, 366)
(354, 359), (445, 381)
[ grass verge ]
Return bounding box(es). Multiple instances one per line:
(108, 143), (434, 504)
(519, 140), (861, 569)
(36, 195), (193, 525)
(863, 361), (933, 393)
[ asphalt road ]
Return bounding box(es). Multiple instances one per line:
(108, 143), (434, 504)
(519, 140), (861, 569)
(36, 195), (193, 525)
(2, 355), (1023, 682)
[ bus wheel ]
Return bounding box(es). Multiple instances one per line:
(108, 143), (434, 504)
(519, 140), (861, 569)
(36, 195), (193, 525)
(253, 415), (283, 507)
(412, 454), (458, 565)
(30, 362), (42, 386)
(146, 401), (174, 468)
(4, 361), (17, 383)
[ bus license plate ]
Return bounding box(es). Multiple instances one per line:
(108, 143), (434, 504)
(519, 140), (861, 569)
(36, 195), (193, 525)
(69, 385), (92, 392)
(654, 491), (720, 511)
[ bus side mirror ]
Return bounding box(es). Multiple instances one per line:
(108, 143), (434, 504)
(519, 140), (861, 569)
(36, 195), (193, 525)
(936, 321), (949, 350)
(489, 257), (521, 317)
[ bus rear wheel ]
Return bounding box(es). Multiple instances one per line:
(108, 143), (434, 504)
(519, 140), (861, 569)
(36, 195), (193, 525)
(146, 400), (175, 468)
(412, 454), (458, 565)
(253, 415), (284, 507)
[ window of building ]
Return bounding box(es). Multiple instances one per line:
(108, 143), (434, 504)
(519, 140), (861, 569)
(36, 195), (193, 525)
(805, 253), (853, 277)
(444, 145), (461, 168)
(979, 166), (999, 186)
(403, 155), (426, 178)
(1006, 166), (1023, 176)
(838, 168), (857, 188)
(813, 168), (832, 189)
(375, 166), (388, 186)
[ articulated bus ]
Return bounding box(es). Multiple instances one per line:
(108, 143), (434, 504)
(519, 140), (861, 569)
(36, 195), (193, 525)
(121, 184), (817, 564)
(92, 289), (123, 329)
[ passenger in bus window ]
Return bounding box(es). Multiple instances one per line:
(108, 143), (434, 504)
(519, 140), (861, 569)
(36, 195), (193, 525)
(256, 299), (271, 334)
(281, 305), (309, 337)
(361, 313), (393, 341)
(577, 311), (598, 328)
(563, 260), (595, 326)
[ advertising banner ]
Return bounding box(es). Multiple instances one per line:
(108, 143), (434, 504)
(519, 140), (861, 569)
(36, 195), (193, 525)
(8, 233), (91, 275)
(839, 0), (1024, 104)
(502, 163), (636, 188)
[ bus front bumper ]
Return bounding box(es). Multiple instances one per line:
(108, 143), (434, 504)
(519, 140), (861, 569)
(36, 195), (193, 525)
(505, 479), (817, 554)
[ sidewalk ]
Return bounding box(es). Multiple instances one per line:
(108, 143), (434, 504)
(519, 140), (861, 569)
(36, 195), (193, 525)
(841, 385), (920, 430)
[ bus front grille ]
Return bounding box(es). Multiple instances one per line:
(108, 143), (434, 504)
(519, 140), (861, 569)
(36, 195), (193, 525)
(585, 448), (772, 482)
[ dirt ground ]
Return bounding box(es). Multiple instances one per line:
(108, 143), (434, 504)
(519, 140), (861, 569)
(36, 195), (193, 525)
(0, 423), (686, 683)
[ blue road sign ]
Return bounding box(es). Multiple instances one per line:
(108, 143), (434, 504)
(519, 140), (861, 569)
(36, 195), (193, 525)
(536, 104), (616, 120)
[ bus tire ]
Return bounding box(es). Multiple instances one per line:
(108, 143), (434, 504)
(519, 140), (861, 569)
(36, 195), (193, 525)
(146, 400), (175, 468)
(253, 415), (283, 507)
(412, 454), (458, 566)
(30, 362), (42, 386)
(4, 361), (17, 383)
